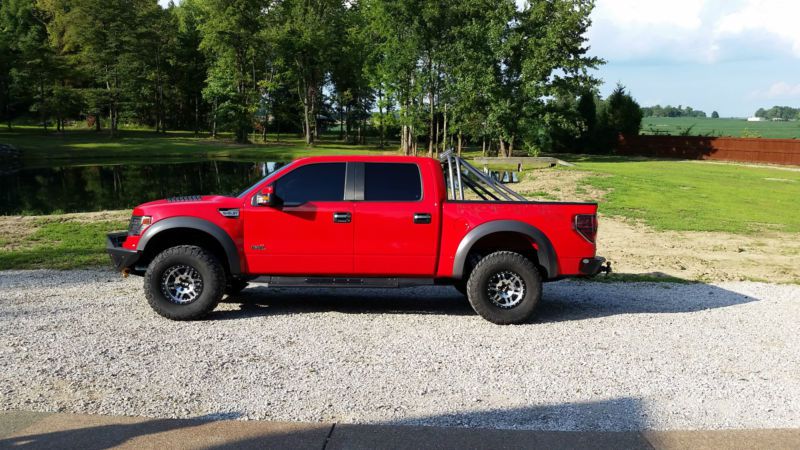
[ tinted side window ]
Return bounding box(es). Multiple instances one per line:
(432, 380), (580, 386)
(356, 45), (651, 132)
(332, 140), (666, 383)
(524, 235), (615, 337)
(274, 163), (346, 203)
(364, 163), (422, 201)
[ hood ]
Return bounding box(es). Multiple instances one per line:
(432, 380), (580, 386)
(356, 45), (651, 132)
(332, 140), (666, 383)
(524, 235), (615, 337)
(133, 195), (242, 218)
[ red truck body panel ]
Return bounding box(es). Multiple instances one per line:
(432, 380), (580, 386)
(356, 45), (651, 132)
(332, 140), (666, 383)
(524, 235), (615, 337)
(116, 155), (600, 280)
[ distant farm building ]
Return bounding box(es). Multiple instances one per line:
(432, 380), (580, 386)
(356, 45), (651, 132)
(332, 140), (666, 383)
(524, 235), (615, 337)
(747, 117), (764, 122)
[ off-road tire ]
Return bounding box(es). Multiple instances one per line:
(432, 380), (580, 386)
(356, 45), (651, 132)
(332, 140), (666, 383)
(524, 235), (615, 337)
(466, 251), (542, 324)
(144, 245), (226, 320)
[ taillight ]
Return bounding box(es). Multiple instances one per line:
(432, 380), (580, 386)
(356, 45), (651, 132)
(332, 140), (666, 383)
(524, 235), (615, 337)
(574, 214), (597, 243)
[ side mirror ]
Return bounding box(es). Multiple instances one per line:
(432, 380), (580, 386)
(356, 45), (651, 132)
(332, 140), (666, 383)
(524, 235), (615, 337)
(254, 185), (275, 207)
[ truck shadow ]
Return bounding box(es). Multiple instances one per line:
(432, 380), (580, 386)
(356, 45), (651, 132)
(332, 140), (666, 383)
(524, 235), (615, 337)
(536, 278), (756, 323)
(219, 286), (476, 318)
(216, 278), (756, 323)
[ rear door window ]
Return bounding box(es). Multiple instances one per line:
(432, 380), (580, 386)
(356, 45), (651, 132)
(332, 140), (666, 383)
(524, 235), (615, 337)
(363, 163), (422, 201)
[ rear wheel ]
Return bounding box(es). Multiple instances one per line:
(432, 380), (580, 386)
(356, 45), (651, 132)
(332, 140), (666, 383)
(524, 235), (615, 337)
(466, 251), (541, 324)
(144, 245), (226, 320)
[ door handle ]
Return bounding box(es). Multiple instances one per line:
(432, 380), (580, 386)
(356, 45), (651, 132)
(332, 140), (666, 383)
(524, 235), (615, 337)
(413, 213), (432, 224)
(333, 212), (351, 223)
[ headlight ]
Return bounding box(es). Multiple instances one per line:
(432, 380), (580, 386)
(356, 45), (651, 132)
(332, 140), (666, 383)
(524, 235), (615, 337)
(128, 216), (152, 236)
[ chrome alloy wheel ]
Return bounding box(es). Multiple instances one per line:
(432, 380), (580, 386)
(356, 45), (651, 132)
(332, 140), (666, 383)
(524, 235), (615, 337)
(486, 270), (526, 309)
(160, 264), (204, 304)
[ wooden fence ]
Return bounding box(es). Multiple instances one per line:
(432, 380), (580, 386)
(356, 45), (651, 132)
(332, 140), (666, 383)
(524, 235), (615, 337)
(616, 135), (800, 165)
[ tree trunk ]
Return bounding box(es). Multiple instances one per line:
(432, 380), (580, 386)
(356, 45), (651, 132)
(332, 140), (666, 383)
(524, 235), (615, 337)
(339, 106), (344, 140)
(457, 131), (462, 156)
(345, 105), (350, 144)
(40, 79), (47, 133)
(499, 138), (506, 157)
(378, 88), (385, 148)
(303, 101), (311, 144)
(427, 89), (434, 156)
(212, 99), (218, 138)
(433, 115), (439, 157)
(303, 84), (316, 146)
(442, 104), (448, 153)
(194, 95), (199, 137)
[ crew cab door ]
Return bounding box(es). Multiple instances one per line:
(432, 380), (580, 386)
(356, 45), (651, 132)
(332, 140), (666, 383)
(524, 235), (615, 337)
(242, 162), (353, 275)
(352, 162), (439, 276)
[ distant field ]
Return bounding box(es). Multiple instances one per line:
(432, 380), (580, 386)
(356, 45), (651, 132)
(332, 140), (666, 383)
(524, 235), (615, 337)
(642, 117), (800, 139)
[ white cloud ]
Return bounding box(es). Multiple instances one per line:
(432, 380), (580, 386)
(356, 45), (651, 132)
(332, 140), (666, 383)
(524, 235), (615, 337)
(715, 0), (800, 57)
(750, 81), (800, 99)
(588, 0), (800, 63)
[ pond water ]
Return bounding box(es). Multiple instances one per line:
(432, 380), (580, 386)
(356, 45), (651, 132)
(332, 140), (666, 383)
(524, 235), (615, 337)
(0, 160), (286, 215)
(0, 158), (524, 215)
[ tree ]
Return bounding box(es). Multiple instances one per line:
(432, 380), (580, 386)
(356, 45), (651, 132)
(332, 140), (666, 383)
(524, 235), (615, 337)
(270, 0), (345, 146)
(0, 2), (15, 128)
(199, 0), (266, 143)
(602, 84), (642, 136)
(711, 111), (719, 119)
(1, 0), (61, 131)
(170, 0), (209, 135)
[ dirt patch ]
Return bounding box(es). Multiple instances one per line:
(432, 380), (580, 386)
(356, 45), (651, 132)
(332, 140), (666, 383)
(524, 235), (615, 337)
(512, 167), (800, 283)
(0, 210), (129, 251)
(599, 216), (800, 283)
(515, 169), (608, 202)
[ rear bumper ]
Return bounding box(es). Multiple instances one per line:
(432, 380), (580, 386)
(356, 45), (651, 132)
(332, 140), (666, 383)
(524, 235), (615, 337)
(579, 256), (610, 276)
(106, 232), (140, 271)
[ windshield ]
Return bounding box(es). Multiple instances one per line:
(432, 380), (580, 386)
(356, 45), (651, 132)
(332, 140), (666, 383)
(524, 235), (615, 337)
(237, 161), (295, 198)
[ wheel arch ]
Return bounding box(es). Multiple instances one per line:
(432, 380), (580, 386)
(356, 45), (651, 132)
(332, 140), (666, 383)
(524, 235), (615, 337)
(452, 220), (558, 280)
(137, 217), (241, 275)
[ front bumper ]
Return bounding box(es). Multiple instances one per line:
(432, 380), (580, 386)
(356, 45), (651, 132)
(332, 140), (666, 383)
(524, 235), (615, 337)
(106, 232), (140, 271)
(579, 256), (611, 276)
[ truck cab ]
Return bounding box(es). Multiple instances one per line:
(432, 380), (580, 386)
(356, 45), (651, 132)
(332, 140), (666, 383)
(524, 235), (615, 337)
(108, 153), (608, 324)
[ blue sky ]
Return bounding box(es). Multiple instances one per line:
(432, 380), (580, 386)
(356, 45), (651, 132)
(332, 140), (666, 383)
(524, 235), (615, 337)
(161, 0), (800, 117)
(586, 0), (800, 117)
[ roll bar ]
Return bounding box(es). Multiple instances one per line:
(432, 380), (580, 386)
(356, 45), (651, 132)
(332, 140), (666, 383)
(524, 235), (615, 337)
(439, 150), (527, 202)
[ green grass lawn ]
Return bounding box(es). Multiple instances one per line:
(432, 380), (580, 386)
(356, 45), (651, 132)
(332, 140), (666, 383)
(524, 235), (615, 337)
(0, 126), (392, 164)
(0, 218), (128, 270)
(642, 117), (800, 139)
(561, 155), (800, 233)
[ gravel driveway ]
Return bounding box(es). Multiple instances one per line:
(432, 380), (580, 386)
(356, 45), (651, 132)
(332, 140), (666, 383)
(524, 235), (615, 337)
(0, 270), (798, 431)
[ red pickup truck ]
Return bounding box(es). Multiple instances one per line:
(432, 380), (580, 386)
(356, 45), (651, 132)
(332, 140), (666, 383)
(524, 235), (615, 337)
(107, 153), (608, 324)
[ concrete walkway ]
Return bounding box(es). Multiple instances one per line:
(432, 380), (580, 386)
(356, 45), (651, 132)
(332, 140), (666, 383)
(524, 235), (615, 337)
(1, 410), (799, 450)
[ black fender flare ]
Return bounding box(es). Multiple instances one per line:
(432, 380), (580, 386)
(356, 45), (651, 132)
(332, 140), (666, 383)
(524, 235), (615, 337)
(137, 217), (241, 275)
(452, 220), (558, 280)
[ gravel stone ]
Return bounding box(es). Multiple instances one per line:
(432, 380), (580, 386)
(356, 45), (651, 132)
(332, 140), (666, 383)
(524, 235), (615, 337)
(0, 269), (798, 431)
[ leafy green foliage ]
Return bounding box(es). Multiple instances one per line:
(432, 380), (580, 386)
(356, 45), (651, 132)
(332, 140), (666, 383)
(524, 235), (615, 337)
(1, 0), (603, 153)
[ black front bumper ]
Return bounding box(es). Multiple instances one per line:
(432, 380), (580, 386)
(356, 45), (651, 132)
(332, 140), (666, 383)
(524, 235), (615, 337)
(106, 232), (140, 271)
(579, 257), (610, 276)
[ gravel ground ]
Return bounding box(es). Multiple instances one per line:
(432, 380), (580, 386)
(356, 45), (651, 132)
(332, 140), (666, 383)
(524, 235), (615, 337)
(0, 269), (798, 431)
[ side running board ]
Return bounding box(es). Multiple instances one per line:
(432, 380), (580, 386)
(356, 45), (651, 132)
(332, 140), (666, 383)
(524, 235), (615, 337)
(249, 276), (436, 288)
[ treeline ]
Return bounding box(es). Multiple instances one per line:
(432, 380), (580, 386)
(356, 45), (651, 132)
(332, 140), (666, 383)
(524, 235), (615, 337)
(642, 105), (708, 118)
(754, 106), (800, 121)
(0, 0), (640, 154)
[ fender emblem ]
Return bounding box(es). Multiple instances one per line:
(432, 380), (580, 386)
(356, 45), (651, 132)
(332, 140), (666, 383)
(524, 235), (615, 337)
(251, 245), (265, 251)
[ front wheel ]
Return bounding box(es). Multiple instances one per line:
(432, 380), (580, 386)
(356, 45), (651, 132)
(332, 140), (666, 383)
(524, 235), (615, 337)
(466, 251), (542, 324)
(144, 245), (226, 320)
